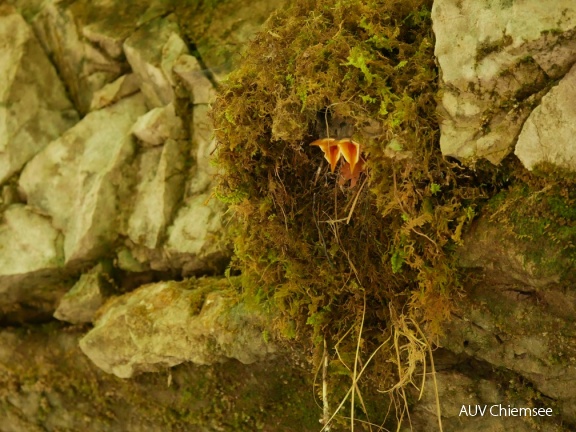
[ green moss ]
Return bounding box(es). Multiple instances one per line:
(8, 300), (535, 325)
(209, 0), (511, 426)
(486, 182), (576, 281)
(0, 320), (319, 431)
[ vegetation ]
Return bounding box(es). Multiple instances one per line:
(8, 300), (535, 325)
(211, 0), (514, 428)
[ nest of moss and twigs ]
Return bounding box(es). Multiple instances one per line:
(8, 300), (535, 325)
(211, 0), (509, 428)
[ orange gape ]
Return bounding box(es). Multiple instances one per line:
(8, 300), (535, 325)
(336, 139), (360, 175)
(310, 138), (340, 173)
(310, 138), (364, 186)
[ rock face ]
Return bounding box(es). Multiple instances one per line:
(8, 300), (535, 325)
(433, 0), (576, 164)
(127, 139), (187, 250)
(19, 94), (147, 264)
(0, 0), (295, 429)
(515, 62), (576, 170)
(80, 279), (276, 378)
(123, 16), (187, 108)
(24, 0), (173, 114)
(0, 325), (317, 431)
(409, 205), (576, 430)
(183, 0), (289, 82)
(0, 205), (70, 316)
(54, 262), (114, 324)
(0, 5), (78, 185)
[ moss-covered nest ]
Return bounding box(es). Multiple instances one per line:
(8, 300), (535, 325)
(211, 0), (506, 427)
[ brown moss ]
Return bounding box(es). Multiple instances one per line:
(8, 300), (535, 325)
(211, 0), (507, 426)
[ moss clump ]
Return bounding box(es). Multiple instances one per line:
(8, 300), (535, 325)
(211, 0), (503, 426)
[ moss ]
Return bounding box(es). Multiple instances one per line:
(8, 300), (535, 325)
(486, 182), (576, 281)
(210, 0), (511, 426)
(476, 34), (513, 62)
(0, 323), (319, 431)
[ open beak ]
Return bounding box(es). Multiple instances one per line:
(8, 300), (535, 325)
(337, 139), (360, 175)
(310, 138), (341, 173)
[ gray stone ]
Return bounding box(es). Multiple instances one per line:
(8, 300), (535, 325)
(123, 16), (189, 108)
(79, 280), (275, 378)
(131, 103), (184, 146)
(432, 0), (576, 164)
(187, 104), (217, 195)
(161, 194), (228, 275)
(515, 63), (576, 171)
(0, 5), (78, 185)
(90, 74), (140, 111)
(173, 55), (217, 104)
(54, 262), (114, 324)
(185, 0), (288, 82)
(30, 0), (125, 114)
(0, 205), (68, 309)
(127, 139), (187, 249)
(407, 370), (561, 431)
(19, 94), (147, 264)
(436, 214), (576, 425)
(115, 248), (148, 273)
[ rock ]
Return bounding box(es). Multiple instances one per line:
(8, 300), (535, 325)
(1, 184), (22, 207)
(188, 104), (217, 195)
(173, 55), (217, 104)
(160, 193), (228, 276)
(29, 0), (125, 114)
(0, 5), (78, 185)
(115, 248), (148, 273)
(515, 63), (576, 171)
(0, 205), (72, 316)
(408, 369), (562, 431)
(182, 0), (289, 82)
(21, 0), (175, 114)
(440, 209), (576, 424)
(0, 325), (317, 431)
(79, 279), (275, 378)
(89, 73), (140, 111)
(123, 16), (189, 108)
(432, 0), (576, 164)
(54, 262), (114, 324)
(19, 94), (148, 264)
(131, 103), (184, 146)
(127, 139), (187, 249)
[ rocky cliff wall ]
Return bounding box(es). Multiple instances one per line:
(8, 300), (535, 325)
(0, 0), (576, 431)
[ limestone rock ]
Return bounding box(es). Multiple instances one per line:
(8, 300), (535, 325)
(160, 193), (228, 276)
(173, 55), (217, 104)
(0, 325), (316, 431)
(127, 139), (187, 249)
(188, 104), (217, 195)
(0, 205), (70, 313)
(131, 103), (184, 146)
(441, 214), (576, 424)
(515, 63), (576, 171)
(184, 0), (288, 82)
(432, 0), (576, 164)
(123, 16), (189, 108)
(89, 74), (140, 111)
(0, 5), (78, 185)
(79, 279), (275, 378)
(19, 94), (148, 264)
(54, 262), (114, 324)
(30, 1), (125, 114)
(408, 369), (562, 431)
(115, 248), (148, 273)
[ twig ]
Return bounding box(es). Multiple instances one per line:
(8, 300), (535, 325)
(346, 175), (369, 224)
(323, 337), (331, 431)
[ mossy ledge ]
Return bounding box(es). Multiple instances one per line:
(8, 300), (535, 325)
(211, 0), (511, 427)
